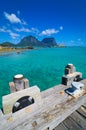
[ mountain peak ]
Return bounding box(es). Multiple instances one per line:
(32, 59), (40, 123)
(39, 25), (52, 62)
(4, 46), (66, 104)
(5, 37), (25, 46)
(41, 37), (57, 47)
(0, 35), (59, 48)
(18, 35), (41, 47)
(18, 36), (58, 47)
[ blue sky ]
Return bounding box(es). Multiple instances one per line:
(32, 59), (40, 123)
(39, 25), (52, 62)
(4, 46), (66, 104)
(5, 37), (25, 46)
(0, 0), (86, 46)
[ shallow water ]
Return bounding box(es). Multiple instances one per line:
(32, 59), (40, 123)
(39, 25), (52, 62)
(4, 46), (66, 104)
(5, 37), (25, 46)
(0, 47), (86, 108)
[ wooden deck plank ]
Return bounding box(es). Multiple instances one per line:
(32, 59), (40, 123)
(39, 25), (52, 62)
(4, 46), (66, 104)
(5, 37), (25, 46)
(1, 94), (85, 130)
(55, 107), (86, 130)
(41, 84), (67, 99)
(0, 85), (69, 130)
(70, 111), (86, 129)
(76, 106), (86, 118)
(63, 116), (83, 130)
(83, 103), (86, 108)
(54, 123), (68, 130)
(8, 95), (68, 130)
(0, 79), (86, 130)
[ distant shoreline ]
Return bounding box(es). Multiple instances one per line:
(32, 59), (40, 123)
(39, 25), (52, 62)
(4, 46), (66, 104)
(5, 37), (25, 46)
(0, 46), (67, 53)
(0, 47), (33, 54)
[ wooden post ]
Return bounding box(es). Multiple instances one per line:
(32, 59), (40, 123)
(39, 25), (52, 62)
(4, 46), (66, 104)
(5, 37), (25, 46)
(9, 75), (29, 93)
(23, 78), (29, 88)
(13, 74), (24, 91)
(62, 64), (82, 86)
(9, 82), (16, 93)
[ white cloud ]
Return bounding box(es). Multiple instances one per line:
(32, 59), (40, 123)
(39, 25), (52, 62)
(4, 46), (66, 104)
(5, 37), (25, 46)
(0, 27), (9, 33)
(40, 29), (59, 36)
(15, 27), (31, 32)
(59, 26), (63, 30)
(4, 12), (27, 25)
(9, 32), (20, 39)
(4, 12), (21, 23)
(15, 27), (39, 34)
(31, 27), (39, 34)
(0, 26), (19, 39)
(0, 28), (6, 32)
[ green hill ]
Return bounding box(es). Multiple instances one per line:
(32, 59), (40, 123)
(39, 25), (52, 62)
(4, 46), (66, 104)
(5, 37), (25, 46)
(0, 42), (15, 47)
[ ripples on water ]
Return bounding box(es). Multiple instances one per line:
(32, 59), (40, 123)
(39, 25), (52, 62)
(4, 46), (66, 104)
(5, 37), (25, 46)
(0, 47), (86, 108)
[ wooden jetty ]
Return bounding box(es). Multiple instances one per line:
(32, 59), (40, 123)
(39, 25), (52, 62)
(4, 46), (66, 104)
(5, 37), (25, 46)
(54, 104), (86, 130)
(0, 64), (86, 130)
(0, 79), (86, 130)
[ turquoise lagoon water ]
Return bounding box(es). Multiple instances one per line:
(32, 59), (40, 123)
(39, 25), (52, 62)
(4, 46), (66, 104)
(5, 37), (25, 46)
(0, 47), (86, 108)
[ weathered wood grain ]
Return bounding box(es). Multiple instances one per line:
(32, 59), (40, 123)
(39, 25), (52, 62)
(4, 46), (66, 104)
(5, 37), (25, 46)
(63, 116), (83, 130)
(76, 106), (86, 118)
(1, 92), (85, 130)
(0, 79), (86, 130)
(54, 123), (68, 130)
(70, 111), (86, 129)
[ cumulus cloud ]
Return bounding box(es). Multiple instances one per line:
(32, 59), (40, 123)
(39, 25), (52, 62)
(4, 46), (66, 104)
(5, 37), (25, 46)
(4, 12), (27, 25)
(40, 28), (59, 36)
(4, 12), (21, 23)
(15, 27), (31, 32)
(9, 32), (19, 39)
(0, 26), (9, 33)
(0, 26), (19, 39)
(15, 27), (39, 34)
